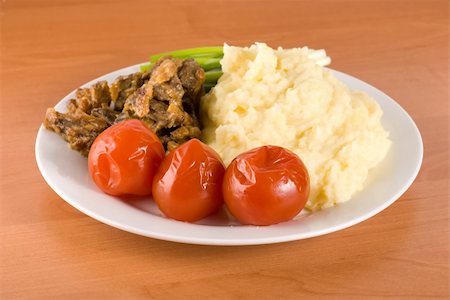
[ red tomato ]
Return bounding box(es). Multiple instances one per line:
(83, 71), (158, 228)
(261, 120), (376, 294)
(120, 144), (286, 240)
(223, 145), (310, 226)
(88, 119), (164, 196)
(152, 139), (225, 222)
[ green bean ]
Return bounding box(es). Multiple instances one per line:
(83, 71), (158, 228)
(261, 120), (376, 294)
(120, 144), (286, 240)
(150, 46), (223, 63)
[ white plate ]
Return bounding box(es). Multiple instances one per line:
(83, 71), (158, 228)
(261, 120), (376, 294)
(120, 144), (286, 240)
(35, 63), (423, 246)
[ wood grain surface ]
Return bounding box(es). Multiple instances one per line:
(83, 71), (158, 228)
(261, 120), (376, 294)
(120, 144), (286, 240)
(1, 0), (448, 299)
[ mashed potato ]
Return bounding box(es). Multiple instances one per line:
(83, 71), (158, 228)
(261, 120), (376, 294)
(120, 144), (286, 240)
(200, 43), (390, 210)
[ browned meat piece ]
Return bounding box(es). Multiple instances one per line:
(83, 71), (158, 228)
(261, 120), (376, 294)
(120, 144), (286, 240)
(148, 99), (170, 130)
(153, 78), (185, 128)
(153, 77), (184, 105)
(114, 109), (157, 130)
(122, 83), (154, 118)
(149, 57), (183, 85)
(110, 72), (150, 111)
(178, 59), (205, 99)
(166, 126), (201, 151)
(150, 58), (185, 125)
(90, 108), (120, 125)
(44, 108), (108, 156)
(67, 81), (111, 114)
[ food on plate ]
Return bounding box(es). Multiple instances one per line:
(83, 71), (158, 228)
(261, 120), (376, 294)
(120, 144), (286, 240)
(42, 43), (392, 226)
(223, 145), (310, 226)
(152, 139), (225, 222)
(201, 42), (391, 210)
(44, 108), (110, 157)
(44, 57), (205, 155)
(88, 119), (164, 196)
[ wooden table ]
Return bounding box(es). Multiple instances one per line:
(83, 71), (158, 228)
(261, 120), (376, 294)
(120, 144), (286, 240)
(1, 0), (448, 298)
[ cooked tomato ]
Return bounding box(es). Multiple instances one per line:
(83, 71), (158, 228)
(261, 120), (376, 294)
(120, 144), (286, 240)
(223, 145), (310, 226)
(88, 119), (164, 196)
(152, 139), (225, 222)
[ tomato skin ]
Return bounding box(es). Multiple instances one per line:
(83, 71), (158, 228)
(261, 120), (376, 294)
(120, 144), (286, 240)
(223, 146), (310, 226)
(88, 119), (164, 196)
(152, 139), (225, 222)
